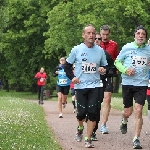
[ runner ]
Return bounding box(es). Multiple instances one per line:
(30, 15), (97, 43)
(64, 24), (107, 148)
(114, 25), (150, 149)
(99, 25), (119, 134)
(34, 67), (47, 105)
(91, 32), (116, 141)
(53, 57), (71, 118)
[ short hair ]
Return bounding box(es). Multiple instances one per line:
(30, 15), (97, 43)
(100, 25), (110, 33)
(82, 24), (95, 33)
(60, 57), (66, 61)
(134, 25), (147, 38)
(95, 32), (100, 35)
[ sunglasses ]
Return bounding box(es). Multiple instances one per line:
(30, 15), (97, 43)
(95, 38), (102, 41)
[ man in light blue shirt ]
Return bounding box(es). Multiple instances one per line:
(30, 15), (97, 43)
(64, 24), (107, 148)
(115, 25), (150, 149)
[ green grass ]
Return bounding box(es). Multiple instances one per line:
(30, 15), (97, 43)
(110, 97), (148, 116)
(0, 90), (37, 99)
(0, 96), (62, 150)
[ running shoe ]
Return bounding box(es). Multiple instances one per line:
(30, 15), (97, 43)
(38, 100), (44, 105)
(59, 113), (63, 118)
(120, 122), (127, 134)
(62, 103), (66, 108)
(85, 139), (94, 148)
(73, 109), (76, 113)
(133, 139), (142, 149)
(100, 124), (108, 134)
(40, 101), (44, 105)
(91, 132), (98, 141)
(75, 126), (84, 142)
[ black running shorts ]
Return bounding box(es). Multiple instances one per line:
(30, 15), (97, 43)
(56, 85), (70, 95)
(122, 85), (147, 108)
(75, 87), (101, 121)
(104, 77), (113, 92)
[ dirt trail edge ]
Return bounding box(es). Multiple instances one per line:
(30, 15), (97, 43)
(32, 100), (150, 150)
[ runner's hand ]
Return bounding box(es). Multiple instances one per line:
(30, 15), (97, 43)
(72, 77), (80, 84)
(126, 68), (135, 76)
(98, 67), (106, 75)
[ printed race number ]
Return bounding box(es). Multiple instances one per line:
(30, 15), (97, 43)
(59, 79), (67, 84)
(132, 56), (147, 67)
(82, 62), (96, 73)
(40, 78), (44, 82)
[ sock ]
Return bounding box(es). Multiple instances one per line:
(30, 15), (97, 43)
(148, 110), (150, 121)
(101, 124), (106, 127)
(122, 118), (127, 124)
(78, 125), (84, 130)
(72, 101), (75, 109)
(133, 136), (138, 142)
(85, 136), (90, 140)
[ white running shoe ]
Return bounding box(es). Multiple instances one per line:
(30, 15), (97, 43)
(59, 113), (63, 118)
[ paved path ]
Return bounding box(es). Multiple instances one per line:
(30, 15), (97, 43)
(32, 100), (150, 150)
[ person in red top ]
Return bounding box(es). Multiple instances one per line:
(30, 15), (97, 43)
(99, 25), (119, 134)
(35, 67), (47, 105)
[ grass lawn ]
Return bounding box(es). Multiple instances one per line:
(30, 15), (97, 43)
(0, 91), (62, 150)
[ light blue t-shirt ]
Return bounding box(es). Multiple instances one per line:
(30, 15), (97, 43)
(66, 43), (107, 89)
(116, 42), (150, 86)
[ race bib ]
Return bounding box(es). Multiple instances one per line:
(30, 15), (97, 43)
(59, 79), (67, 84)
(82, 62), (96, 73)
(100, 80), (103, 87)
(132, 56), (147, 68)
(40, 78), (44, 82)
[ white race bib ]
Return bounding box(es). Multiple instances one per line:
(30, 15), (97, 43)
(59, 79), (67, 84)
(82, 62), (96, 73)
(40, 78), (44, 82)
(132, 56), (147, 68)
(100, 80), (103, 87)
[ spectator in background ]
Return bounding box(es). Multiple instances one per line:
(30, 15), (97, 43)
(34, 67), (47, 105)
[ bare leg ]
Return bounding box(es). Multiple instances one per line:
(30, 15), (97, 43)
(87, 120), (96, 139)
(57, 92), (62, 114)
(62, 94), (68, 104)
(122, 107), (133, 122)
(134, 103), (143, 137)
(101, 92), (112, 125)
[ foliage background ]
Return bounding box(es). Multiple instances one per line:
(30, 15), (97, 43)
(0, 0), (150, 92)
